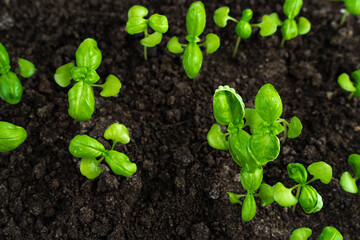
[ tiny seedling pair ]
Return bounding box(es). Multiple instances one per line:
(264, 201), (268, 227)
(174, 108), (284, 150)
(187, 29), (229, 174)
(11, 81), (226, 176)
(0, 121), (27, 152)
(338, 69), (360, 99)
(340, 154), (360, 194)
(290, 226), (343, 240)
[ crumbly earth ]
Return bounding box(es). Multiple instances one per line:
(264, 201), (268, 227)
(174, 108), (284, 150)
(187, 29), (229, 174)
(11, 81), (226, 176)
(0, 0), (359, 239)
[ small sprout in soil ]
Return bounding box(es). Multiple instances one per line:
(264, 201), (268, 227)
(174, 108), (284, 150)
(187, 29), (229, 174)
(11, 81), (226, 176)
(337, 69), (360, 99)
(228, 167), (274, 222)
(207, 84), (302, 173)
(0, 42), (35, 104)
(126, 5), (169, 60)
(340, 154), (360, 194)
(290, 226), (343, 240)
(213, 7), (281, 57)
(54, 38), (121, 121)
(167, 1), (220, 79)
(274, 161), (332, 213)
(332, 0), (360, 25)
(69, 123), (136, 179)
(0, 121), (27, 152)
(290, 227), (312, 240)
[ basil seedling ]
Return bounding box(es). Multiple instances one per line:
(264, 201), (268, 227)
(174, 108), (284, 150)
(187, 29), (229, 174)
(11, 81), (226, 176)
(207, 84), (302, 173)
(228, 167), (274, 222)
(69, 123), (136, 179)
(0, 43), (35, 104)
(332, 0), (360, 25)
(213, 7), (281, 57)
(54, 38), (121, 121)
(167, 1), (220, 79)
(290, 228), (312, 240)
(337, 69), (360, 99)
(290, 226), (343, 240)
(340, 154), (360, 194)
(0, 121), (27, 152)
(274, 161), (332, 213)
(126, 5), (169, 60)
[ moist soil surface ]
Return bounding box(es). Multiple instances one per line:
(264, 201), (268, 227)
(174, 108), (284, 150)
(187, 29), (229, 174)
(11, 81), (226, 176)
(0, 0), (359, 239)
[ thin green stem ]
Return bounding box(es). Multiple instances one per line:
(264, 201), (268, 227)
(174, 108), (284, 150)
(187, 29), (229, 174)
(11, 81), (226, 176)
(228, 16), (238, 23)
(251, 24), (260, 27)
(280, 38), (285, 47)
(340, 11), (349, 26)
(282, 121), (288, 144)
(92, 84), (103, 88)
(111, 141), (117, 150)
(292, 186), (302, 213)
(305, 177), (317, 185)
(144, 29), (148, 61)
(97, 156), (105, 164)
(290, 184), (300, 191)
(348, 92), (354, 100)
(232, 37), (241, 58)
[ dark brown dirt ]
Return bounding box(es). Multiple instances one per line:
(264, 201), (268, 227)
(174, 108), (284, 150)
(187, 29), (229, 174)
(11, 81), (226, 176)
(0, 0), (359, 239)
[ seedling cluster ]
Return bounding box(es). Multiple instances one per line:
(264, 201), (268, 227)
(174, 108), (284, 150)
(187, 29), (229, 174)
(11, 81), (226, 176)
(290, 226), (343, 240)
(337, 69), (360, 99)
(340, 154), (360, 194)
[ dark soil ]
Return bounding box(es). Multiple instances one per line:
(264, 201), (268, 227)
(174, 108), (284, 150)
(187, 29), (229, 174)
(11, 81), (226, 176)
(0, 0), (359, 239)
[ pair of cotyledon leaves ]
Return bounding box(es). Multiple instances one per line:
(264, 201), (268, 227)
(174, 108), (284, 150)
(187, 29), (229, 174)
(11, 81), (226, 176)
(0, 121), (27, 153)
(0, 43), (35, 104)
(290, 226), (343, 240)
(207, 84), (302, 172)
(340, 154), (360, 194)
(54, 38), (121, 121)
(338, 69), (360, 97)
(274, 161), (332, 214)
(69, 123), (136, 179)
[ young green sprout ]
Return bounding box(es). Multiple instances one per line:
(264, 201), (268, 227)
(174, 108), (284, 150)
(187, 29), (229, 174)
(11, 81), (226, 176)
(290, 226), (343, 240)
(54, 38), (121, 121)
(274, 161), (332, 213)
(69, 123), (136, 179)
(0, 121), (27, 152)
(227, 167), (274, 222)
(331, 0), (360, 25)
(0, 42), (35, 104)
(207, 84), (302, 173)
(337, 69), (360, 99)
(126, 5), (169, 60)
(167, 1), (220, 79)
(213, 7), (281, 57)
(340, 154), (360, 194)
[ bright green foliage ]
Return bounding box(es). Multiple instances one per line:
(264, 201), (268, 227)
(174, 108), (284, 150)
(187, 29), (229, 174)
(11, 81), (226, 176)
(337, 70), (360, 99)
(126, 5), (169, 60)
(290, 227), (312, 240)
(0, 121), (27, 152)
(167, 1), (220, 79)
(274, 161), (332, 213)
(69, 123), (136, 179)
(207, 84), (302, 172)
(291, 226), (343, 240)
(0, 42), (35, 104)
(54, 38), (121, 121)
(340, 154), (360, 194)
(333, 0), (360, 25)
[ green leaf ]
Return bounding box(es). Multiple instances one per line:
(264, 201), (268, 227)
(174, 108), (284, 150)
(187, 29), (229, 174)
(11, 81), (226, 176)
(140, 32), (163, 47)
(241, 194), (256, 222)
(203, 33), (220, 54)
(186, 1), (206, 37)
(213, 6), (231, 28)
(288, 116), (302, 138)
(283, 0), (303, 19)
(255, 84), (283, 123)
(207, 124), (229, 150)
(100, 74), (121, 97)
(104, 123), (130, 145)
(307, 161), (332, 184)
(340, 172), (358, 194)
(128, 5), (148, 18)
(244, 108), (265, 134)
(213, 85), (245, 125)
(54, 63), (74, 87)
(248, 133), (280, 166)
(104, 150), (137, 177)
(0, 121), (27, 152)
(319, 226), (343, 240)
(0, 43), (10, 73)
(297, 17), (311, 35)
(227, 192), (243, 204)
(149, 14), (169, 33)
(235, 21), (252, 39)
(281, 19), (298, 41)
(70, 67), (100, 84)
(351, 69), (360, 83)
(287, 163), (307, 184)
(17, 58), (35, 78)
(69, 135), (105, 158)
(68, 81), (95, 121)
(345, 0), (360, 15)
(80, 158), (103, 179)
(299, 185), (323, 213)
(182, 42), (203, 79)
(76, 38), (102, 71)
(258, 13), (281, 37)
(273, 182), (298, 207)
(348, 154), (360, 177)
(241, 9), (253, 22)
(167, 37), (184, 54)
(290, 228), (312, 240)
(240, 167), (263, 192)
(126, 17), (148, 35)
(0, 71), (23, 104)
(337, 73), (356, 92)
(257, 184), (274, 206)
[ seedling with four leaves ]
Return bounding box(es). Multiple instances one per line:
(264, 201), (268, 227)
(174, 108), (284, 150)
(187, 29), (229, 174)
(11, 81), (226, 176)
(69, 123), (136, 179)
(274, 161), (332, 213)
(167, 1), (220, 79)
(0, 121), (27, 152)
(337, 69), (360, 99)
(0, 42), (35, 104)
(290, 226), (343, 240)
(126, 5), (169, 60)
(340, 154), (360, 194)
(54, 38), (121, 121)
